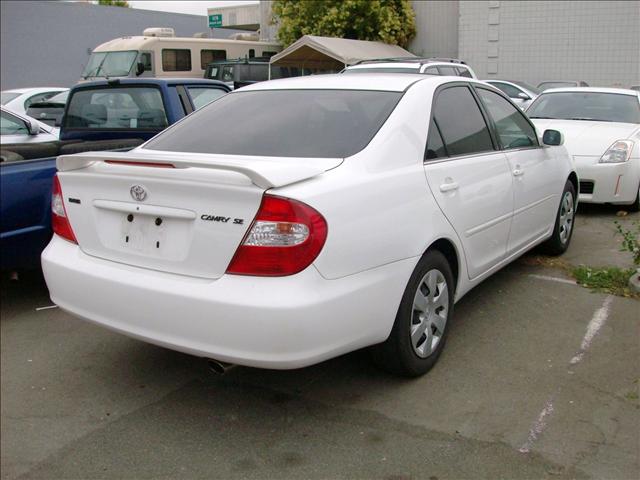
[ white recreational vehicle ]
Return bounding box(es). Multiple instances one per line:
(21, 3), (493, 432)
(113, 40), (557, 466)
(81, 28), (281, 80)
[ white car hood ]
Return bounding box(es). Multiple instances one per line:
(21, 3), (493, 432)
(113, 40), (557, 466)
(530, 119), (640, 156)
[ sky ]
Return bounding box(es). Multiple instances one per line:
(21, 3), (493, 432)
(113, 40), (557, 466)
(127, 1), (258, 17)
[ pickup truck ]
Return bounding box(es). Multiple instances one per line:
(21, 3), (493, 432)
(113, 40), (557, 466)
(1, 78), (230, 271)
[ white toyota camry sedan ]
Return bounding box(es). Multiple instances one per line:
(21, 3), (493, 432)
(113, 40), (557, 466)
(528, 87), (640, 211)
(42, 75), (577, 377)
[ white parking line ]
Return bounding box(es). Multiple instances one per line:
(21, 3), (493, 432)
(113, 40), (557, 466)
(570, 295), (614, 365)
(519, 398), (554, 453)
(520, 294), (615, 454)
(35, 305), (58, 311)
(528, 274), (577, 285)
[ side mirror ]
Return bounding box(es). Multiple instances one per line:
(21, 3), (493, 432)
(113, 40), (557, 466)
(517, 92), (530, 100)
(542, 129), (563, 146)
(25, 119), (40, 135)
(136, 62), (145, 76)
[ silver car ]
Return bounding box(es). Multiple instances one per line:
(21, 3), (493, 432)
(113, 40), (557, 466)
(484, 80), (540, 110)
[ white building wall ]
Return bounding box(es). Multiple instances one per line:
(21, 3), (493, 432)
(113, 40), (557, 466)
(409, 1), (459, 58)
(459, 0), (640, 87)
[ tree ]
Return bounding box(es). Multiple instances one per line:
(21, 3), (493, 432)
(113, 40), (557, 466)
(271, 0), (416, 48)
(97, 0), (130, 7)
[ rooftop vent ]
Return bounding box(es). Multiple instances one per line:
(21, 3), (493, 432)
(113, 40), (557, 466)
(143, 27), (175, 38)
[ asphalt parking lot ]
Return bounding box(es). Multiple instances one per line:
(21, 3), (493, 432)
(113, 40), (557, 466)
(1, 205), (638, 480)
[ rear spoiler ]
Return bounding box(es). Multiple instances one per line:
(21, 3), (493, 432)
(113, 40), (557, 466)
(56, 150), (343, 189)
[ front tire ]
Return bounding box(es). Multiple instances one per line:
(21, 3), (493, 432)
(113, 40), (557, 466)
(371, 250), (454, 377)
(542, 180), (576, 255)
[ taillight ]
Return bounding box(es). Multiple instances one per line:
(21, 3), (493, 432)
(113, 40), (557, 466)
(226, 195), (328, 276)
(51, 174), (77, 243)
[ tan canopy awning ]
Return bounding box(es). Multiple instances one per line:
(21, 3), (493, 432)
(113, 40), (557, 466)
(270, 35), (415, 70)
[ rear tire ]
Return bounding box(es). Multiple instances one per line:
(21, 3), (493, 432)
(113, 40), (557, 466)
(542, 180), (576, 256)
(370, 250), (454, 377)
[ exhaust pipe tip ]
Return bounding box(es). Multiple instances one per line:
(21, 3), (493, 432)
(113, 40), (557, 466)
(207, 359), (236, 375)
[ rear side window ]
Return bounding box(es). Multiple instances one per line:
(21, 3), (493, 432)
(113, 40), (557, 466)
(145, 89), (402, 158)
(432, 86), (494, 156)
(456, 67), (472, 78)
(438, 66), (458, 76)
(425, 118), (447, 160)
(162, 49), (191, 72)
(477, 89), (538, 149)
(201, 50), (226, 69)
(187, 87), (226, 110)
(490, 82), (521, 98)
(64, 87), (168, 130)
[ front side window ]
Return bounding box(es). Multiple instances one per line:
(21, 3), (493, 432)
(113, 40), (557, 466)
(201, 50), (226, 69)
(187, 87), (226, 110)
(0, 110), (29, 136)
(477, 89), (538, 149)
(162, 49), (191, 72)
(145, 89), (402, 158)
(221, 66), (234, 82)
(64, 87), (168, 130)
(432, 86), (494, 156)
(82, 51), (138, 78)
(528, 92), (640, 124)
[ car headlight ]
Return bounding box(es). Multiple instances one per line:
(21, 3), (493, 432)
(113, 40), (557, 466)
(599, 140), (634, 163)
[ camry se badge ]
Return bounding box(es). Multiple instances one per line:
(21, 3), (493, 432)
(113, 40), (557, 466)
(130, 185), (147, 202)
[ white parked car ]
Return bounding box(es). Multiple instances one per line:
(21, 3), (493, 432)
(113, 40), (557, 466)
(42, 75), (576, 377)
(528, 87), (640, 211)
(1, 87), (68, 116)
(1, 106), (59, 145)
(343, 58), (477, 79)
(537, 80), (589, 91)
(484, 80), (540, 110)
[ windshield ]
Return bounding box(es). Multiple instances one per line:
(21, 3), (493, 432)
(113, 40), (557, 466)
(511, 81), (541, 95)
(344, 67), (420, 74)
(45, 91), (69, 104)
(537, 81), (578, 91)
(145, 89), (403, 158)
(64, 86), (168, 130)
(82, 51), (138, 78)
(528, 92), (640, 123)
(1, 92), (21, 105)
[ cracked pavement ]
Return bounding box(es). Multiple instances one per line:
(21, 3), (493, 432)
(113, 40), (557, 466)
(1, 205), (638, 479)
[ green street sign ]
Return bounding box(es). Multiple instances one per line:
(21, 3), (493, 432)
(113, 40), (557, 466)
(208, 14), (222, 28)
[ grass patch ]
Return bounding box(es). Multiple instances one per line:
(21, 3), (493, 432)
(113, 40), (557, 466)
(572, 265), (638, 298)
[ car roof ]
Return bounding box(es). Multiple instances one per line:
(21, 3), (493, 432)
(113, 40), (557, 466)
(237, 73), (476, 92)
(74, 78), (229, 89)
(2, 87), (68, 94)
(539, 87), (639, 96)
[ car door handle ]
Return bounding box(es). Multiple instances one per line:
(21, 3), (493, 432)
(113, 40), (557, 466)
(513, 169), (525, 177)
(439, 181), (459, 192)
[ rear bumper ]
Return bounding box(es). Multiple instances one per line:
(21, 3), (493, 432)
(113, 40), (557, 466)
(575, 155), (640, 205)
(42, 235), (414, 369)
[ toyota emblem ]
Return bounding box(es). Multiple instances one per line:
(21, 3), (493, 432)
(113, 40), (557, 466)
(130, 185), (147, 202)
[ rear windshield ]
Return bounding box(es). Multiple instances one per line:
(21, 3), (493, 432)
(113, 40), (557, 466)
(537, 81), (577, 91)
(64, 86), (168, 130)
(145, 89), (402, 158)
(528, 92), (640, 123)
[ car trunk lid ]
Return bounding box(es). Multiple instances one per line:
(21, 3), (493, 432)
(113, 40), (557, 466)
(56, 150), (341, 279)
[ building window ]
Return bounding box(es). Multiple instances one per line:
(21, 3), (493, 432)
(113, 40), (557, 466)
(162, 49), (191, 71)
(201, 49), (227, 69)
